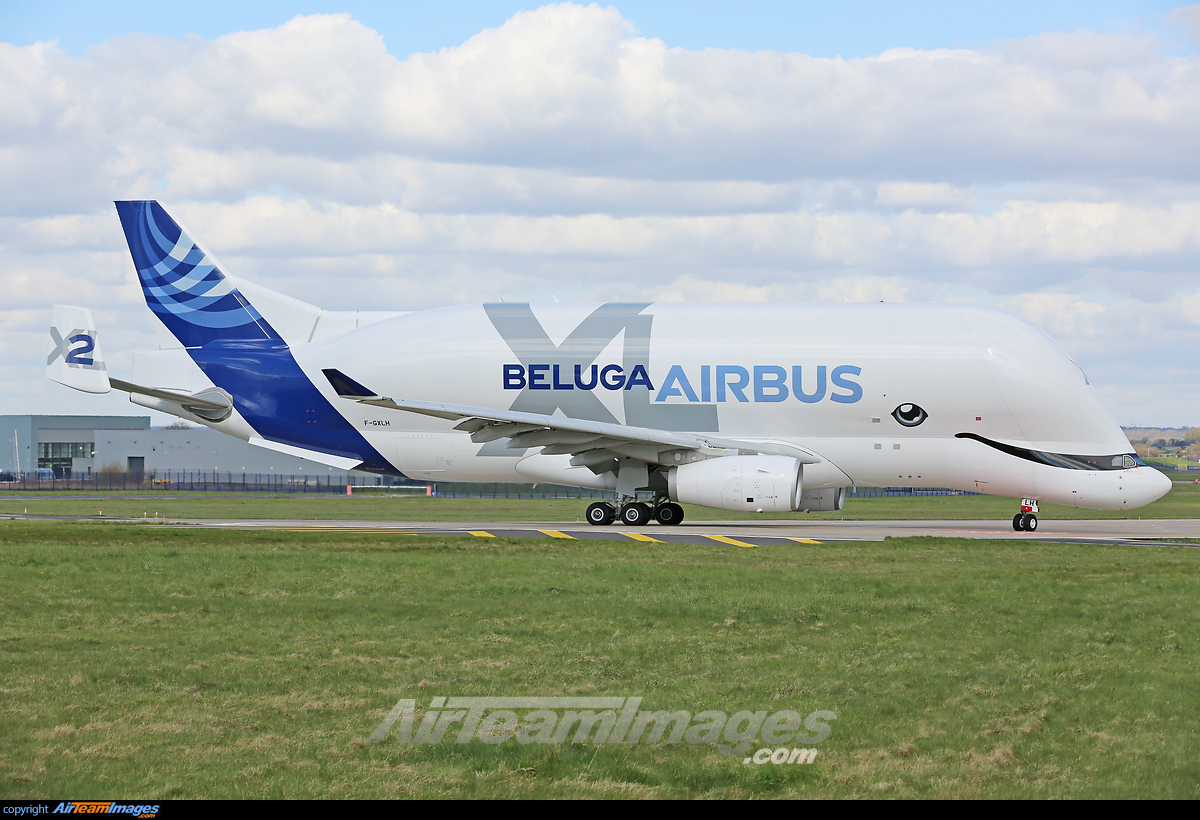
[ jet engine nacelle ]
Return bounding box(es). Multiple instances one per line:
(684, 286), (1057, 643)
(668, 455), (802, 512)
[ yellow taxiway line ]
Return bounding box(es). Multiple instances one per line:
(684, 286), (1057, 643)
(703, 534), (758, 548)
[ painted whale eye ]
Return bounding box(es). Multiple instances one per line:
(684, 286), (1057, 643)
(892, 403), (928, 427)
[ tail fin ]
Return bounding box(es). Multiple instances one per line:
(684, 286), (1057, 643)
(114, 201), (319, 347)
(47, 305), (110, 394)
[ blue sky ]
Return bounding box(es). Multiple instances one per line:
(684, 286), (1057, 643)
(3, 1), (1194, 58)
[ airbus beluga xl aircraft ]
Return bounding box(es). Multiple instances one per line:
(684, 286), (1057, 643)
(47, 201), (1170, 531)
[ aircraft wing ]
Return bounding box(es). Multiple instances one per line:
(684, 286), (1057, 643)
(323, 369), (821, 468)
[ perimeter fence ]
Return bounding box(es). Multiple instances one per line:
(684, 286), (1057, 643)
(0, 471), (406, 493)
(0, 471), (611, 497)
(10, 462), (1191, 496)
(1, 470), (985, 499)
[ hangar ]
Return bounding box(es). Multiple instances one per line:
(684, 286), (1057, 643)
(0, 415), (370, 482)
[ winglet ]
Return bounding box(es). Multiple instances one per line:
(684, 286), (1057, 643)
(47, 305), (110, 394)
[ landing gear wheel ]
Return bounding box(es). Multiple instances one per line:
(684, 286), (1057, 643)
(586, 502), (616, 526)
(654, 502), (685, 526)
(1013, 514), (1025, 531)
(620, 502), (652, 526)
(1022, 513), (1037, 532)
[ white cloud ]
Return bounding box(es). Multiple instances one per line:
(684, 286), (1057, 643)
(49, 195), (1184, 272)
(811, 276), (948, 304)
(1001, 293), (1107, 338)
(1, 4), (1199, 423)
(1169, 5), (1200, 47)
(1182, 291), (1200, 324)
(876, 182), (974, 210)
(3, 5), (1200, 211)
(646, 275), (775, 303)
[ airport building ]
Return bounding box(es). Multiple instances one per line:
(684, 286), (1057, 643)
(0, 415), (374, 481)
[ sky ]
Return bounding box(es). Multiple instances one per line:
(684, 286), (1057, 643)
(2, 1), (1199, 426)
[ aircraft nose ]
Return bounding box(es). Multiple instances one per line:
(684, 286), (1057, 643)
(1153, 467), (1173, 497)
(1138, 466), (1173, 506)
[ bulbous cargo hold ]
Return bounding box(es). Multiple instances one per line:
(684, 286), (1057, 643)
(307, 299), (1170, 524)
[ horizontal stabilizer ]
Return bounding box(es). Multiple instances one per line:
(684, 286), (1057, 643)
(111, 379), (233, 422)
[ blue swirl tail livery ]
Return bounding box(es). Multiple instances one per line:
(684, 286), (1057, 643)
(46, 200), (1172, 518)
(46, 201), (393, 473)
(113, 200), (328, 347)
(114, 200), (280, 348)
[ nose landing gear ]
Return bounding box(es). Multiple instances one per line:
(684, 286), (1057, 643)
(1012, 498), (1039, 531)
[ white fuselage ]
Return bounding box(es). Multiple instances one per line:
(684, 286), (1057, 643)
(248, 302), (1169, 511)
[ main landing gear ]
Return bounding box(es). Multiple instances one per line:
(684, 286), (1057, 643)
(585, 498), (685, 527)
(1012, 498), (1039, 532)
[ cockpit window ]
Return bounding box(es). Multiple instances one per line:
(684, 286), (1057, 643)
(955, 433), (1150, 471)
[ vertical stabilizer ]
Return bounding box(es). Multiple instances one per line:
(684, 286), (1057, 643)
(113, 201), (320, 347)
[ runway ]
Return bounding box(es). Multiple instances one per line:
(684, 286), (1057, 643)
(170, 516), (1200, 548)
(7, 512), (1198, 548)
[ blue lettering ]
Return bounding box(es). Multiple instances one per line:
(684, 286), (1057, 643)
(527, 361), (860, 401)
(503, 364), (526, 390)
(754, 365), (788, 402)
(716, 365), (750, 402)
(528, 364), (550, 390)
(574, 364), (598, 390)
(655, 365), (700, 402)
(830, 365), (863, 403)
(552, 364), (573, 390)
(625, 364), (654, 391)
(600, 364), (625, 390)
(65, 333), (95, 365)
(792, 365), (826, 403)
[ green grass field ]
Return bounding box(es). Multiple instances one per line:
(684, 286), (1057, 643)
(2, 476), (1198, 522)
(1146, 457), (1199, 469)
(1, 521), (1197, 798)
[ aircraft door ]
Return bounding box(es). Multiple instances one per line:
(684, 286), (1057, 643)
(396, 433), (446, 478)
